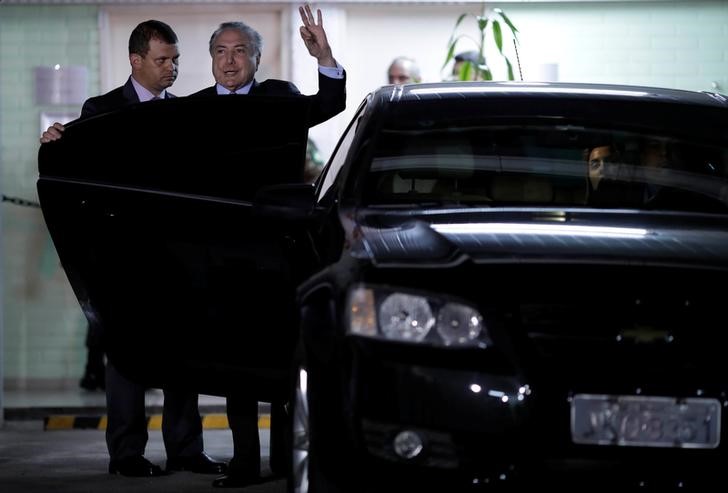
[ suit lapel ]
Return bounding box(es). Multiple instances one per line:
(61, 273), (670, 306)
(249, 79), (260, 94)
(122, 77), (140, 104)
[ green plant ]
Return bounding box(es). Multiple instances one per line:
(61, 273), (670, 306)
(443, 5), (520, 81)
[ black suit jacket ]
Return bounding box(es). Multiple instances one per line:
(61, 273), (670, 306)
(80, 77), (176, 119)
(189, 71), (346, 128)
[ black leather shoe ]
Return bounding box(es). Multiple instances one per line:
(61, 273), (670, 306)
(109, 456), (167, 477)
(166, 452), (228, 474)
(211, 471), (262, 488)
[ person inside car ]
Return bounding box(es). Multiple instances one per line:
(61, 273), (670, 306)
(586, 143), (619, 193)
(584, 141), (644, 207)
(639, 137), (674, 203)
(635, 138), (720, 212)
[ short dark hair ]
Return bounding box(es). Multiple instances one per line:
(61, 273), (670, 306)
(454, 50), (481, 64)
(208, 21), (263, 56)
(128, 20), (178, 57)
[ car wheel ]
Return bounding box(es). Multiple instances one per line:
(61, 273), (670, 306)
(291, 364), (346, 493)
(292, 365), (310, 493)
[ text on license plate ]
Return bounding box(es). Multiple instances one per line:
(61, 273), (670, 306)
(571, 394), (721, 448)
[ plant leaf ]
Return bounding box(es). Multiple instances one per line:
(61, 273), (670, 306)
(492, 20), (503, 53)
(505, 58), (515, 81)
(443, 41), (457, 69)
(442, 13), (478, 70)
(441, 34), (471, 70)
(477, 16), (488, 32)
(454, 12), (471, 30)
(495, 8), (519, 36)
(483, 67), (493, 81)
(460, 61), (473, 81)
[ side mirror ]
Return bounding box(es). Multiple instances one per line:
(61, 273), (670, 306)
(253, 183), (316, 220)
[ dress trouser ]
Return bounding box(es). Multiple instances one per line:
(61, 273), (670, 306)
(105, 361), (203, 461)
(226, 396), (261, 475)
(226, 396), (288, 477)
(269, 401), (287, 476)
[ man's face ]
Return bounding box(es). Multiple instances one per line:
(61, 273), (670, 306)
(388, 62), (413, 84)
(641, 139), (669, 168)
(211, 28), (260, 92)
(131, 38), (179, 94)
(588, 145), (613, 190)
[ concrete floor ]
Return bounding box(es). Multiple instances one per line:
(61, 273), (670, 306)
(0, 388), (285, 493)
(0, 422), (285, 493)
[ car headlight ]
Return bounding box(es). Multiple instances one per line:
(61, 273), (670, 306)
(379, 292), (435, 342)
(437, 302), (483, 345)
(347, 285), (491, 348)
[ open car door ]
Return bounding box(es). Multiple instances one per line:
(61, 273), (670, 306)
(37, 95), (314, 401)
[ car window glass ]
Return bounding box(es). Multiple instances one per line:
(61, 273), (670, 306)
(360, 121), (728, 214)
(317, 99), (368, 202)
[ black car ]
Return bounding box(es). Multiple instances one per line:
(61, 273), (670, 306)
(39, 82), (728, 491)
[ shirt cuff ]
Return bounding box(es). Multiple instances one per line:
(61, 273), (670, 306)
(318, 62), (344, 80)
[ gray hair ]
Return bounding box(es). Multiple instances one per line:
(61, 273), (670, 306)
(208, 21), (263, 56)
(388, 56), (422, 82)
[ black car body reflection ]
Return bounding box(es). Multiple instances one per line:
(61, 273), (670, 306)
(39, 83), (728, 491)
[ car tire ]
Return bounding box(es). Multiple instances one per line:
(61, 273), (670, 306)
(290, 363), (310, 493)
(289, 361), (345, 493)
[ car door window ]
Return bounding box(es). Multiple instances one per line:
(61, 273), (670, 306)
(317, 98), (369, 202)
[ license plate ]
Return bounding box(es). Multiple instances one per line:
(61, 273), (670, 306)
(571, 394), (721, 448)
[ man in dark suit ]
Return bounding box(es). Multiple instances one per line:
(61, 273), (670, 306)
(189, 5), (345, 127)
(190, 5), (345, 489)
(39, 19), (226, 479)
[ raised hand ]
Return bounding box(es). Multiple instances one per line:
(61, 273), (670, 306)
(299, 4), (336, 67)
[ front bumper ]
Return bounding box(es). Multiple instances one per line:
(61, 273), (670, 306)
(316, 337), (728, 490)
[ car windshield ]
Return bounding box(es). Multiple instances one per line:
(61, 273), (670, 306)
(361, 119), (728, 214)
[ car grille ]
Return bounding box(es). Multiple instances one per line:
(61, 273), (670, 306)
(506, 264), (728, 394)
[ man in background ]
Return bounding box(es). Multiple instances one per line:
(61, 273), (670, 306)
(449, 50), (484, 81)
(387, 56), (421, 84)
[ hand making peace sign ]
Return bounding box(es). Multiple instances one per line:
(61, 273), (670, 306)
(299, 4), (337, 68)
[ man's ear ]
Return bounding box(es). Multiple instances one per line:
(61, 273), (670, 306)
(255, 53), (261, 71)
(130, 53), (143, 69)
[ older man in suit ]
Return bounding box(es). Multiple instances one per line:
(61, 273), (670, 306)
(190, 4), (346, 488)
(39, 19), (226, 479)
(189, 5), (345, 128)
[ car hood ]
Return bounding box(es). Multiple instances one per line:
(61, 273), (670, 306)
(347, 208), (728, 269)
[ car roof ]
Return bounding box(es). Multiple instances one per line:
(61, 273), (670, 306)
(380, 81), (728, 109)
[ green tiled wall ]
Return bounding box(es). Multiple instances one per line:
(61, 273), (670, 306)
(499, 1), (728, 91)
(1, 5), (100, 386)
